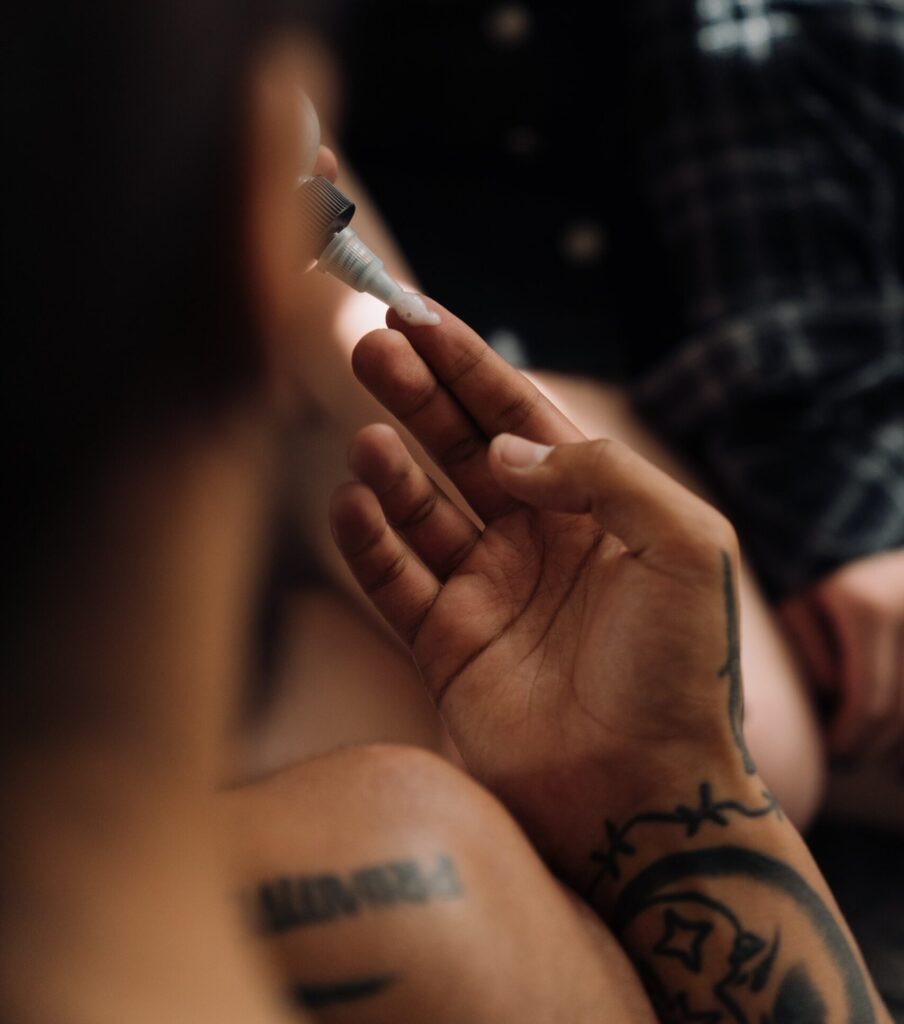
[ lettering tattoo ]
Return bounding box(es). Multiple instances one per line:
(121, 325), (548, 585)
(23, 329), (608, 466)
(258, 853), (462, 934)
(718, 552), (756, 775)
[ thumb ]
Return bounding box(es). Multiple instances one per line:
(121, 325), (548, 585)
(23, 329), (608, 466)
(488, 434), (734, 564)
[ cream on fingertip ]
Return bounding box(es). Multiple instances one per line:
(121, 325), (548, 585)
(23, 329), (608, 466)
(390, 291), (442, 327)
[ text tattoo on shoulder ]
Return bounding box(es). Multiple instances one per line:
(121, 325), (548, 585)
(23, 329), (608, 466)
(257, 853), (463, 934)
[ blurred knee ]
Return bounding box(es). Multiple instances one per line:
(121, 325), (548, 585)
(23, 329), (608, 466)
(740, 576), (827, 831)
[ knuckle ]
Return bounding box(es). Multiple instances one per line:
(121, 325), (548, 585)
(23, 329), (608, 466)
(583, 438), (637, 483)
(446, 343), (487, 383)
(404, 594), (441, 645)
(343, 519), (386, 560)
(437, 431), (483, 468)
(494, 388), (541, 434)
(707, 511), (739, 555)
(436, 534), (480, 577)
(362, 549), (408, 595)
(392, 488), (439, 530)
(399, 377), (440, 419)
(662, 510), (738, 576)
(587, 436), (625, 464)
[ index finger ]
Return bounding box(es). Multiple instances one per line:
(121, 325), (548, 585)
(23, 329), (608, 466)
(386, 301), (584, 447)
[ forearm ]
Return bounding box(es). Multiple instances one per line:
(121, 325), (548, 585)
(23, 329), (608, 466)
(572, 760), (892, 1024)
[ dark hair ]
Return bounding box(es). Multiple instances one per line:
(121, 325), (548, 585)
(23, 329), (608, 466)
(2, 2), (324, 612)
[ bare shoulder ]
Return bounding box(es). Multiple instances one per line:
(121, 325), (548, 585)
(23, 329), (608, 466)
(228, 744), (655, 1024)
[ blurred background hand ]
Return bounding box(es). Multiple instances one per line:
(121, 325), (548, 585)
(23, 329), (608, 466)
(782, 550), (904, 765)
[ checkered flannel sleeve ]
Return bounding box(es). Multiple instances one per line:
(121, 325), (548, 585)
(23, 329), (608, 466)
(626, 0), (904, 599)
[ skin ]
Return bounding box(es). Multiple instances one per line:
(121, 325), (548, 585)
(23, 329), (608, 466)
(229, 745), (655, 1024)
(261, 139), (825, 830)
(781, 550), (904, 764)
(2, 32), (890, 1024)
(1, 46), (322, 1024)
(329, 299), (892, 1022)
(515, 373), (827, 827)
(2, 42), (649, 1024)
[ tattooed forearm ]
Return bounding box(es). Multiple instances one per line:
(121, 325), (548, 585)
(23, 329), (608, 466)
(718, 552), (756, 775)
(578, 552), (886, 1021)
(258, 853), (462, 933)
(589, 790), (879, 1024)
(589, 782), (781, 888)
(606, 847), (876, 1024)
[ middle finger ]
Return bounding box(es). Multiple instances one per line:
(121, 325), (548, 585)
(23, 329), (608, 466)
(386, 301), (584, 446)
(353, 328), (518, 521)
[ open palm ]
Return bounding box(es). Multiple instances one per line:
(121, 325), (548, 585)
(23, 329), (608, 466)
(331, 303), (745, 847)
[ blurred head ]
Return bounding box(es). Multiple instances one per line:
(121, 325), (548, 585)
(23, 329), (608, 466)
(3, 2), (332, 646)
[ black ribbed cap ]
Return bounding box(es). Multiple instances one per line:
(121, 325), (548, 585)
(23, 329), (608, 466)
(297, 176), (356, 262)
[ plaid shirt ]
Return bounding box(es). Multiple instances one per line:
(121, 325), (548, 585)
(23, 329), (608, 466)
(624, 0), (904, 599)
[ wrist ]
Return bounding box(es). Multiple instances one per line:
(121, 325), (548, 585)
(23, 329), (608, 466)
(533, 741), (777, 907)
(586, 770), (784, 918)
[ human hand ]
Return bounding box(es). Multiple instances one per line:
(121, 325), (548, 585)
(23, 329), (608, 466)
(330, 303), (756, 876)
(781, 550), (904, 764)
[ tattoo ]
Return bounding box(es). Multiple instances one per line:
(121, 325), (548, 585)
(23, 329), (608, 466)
(613, 849), (872, 1022)
(258, 853), (462, 933)
(654, 907), (714, 973)
(590, 792), (876, 1024)
(771, 964), (828, 1022)
(589, 782), (781, 888)
(291, 974), (398, 1009)
(718, 552), (756, 775)
(581, 556), (879, 1021)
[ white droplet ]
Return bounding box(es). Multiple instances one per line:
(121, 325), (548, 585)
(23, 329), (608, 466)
(392, 293), (441, 327)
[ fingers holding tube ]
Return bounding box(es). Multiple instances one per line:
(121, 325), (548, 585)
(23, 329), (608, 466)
(386, 302), (583, 446)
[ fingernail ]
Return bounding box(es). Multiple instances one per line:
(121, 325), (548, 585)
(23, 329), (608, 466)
(496, 434), (554, 470)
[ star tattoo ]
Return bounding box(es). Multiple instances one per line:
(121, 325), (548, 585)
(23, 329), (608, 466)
(654, 908), (714, 974)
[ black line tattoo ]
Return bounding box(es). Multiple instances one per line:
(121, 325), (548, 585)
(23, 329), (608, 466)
(611, 847), (875, 1024)
(636, 960), (723, 1024)
(291, 974), (399, 1009)
(718, 551), (757, 775)
(654, 907), (714, 974)
(589, 782), (781, 888)
(771, 964), (828, 1023)
(644, 892), (781, 1021)
(258, 853), (462, 934)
